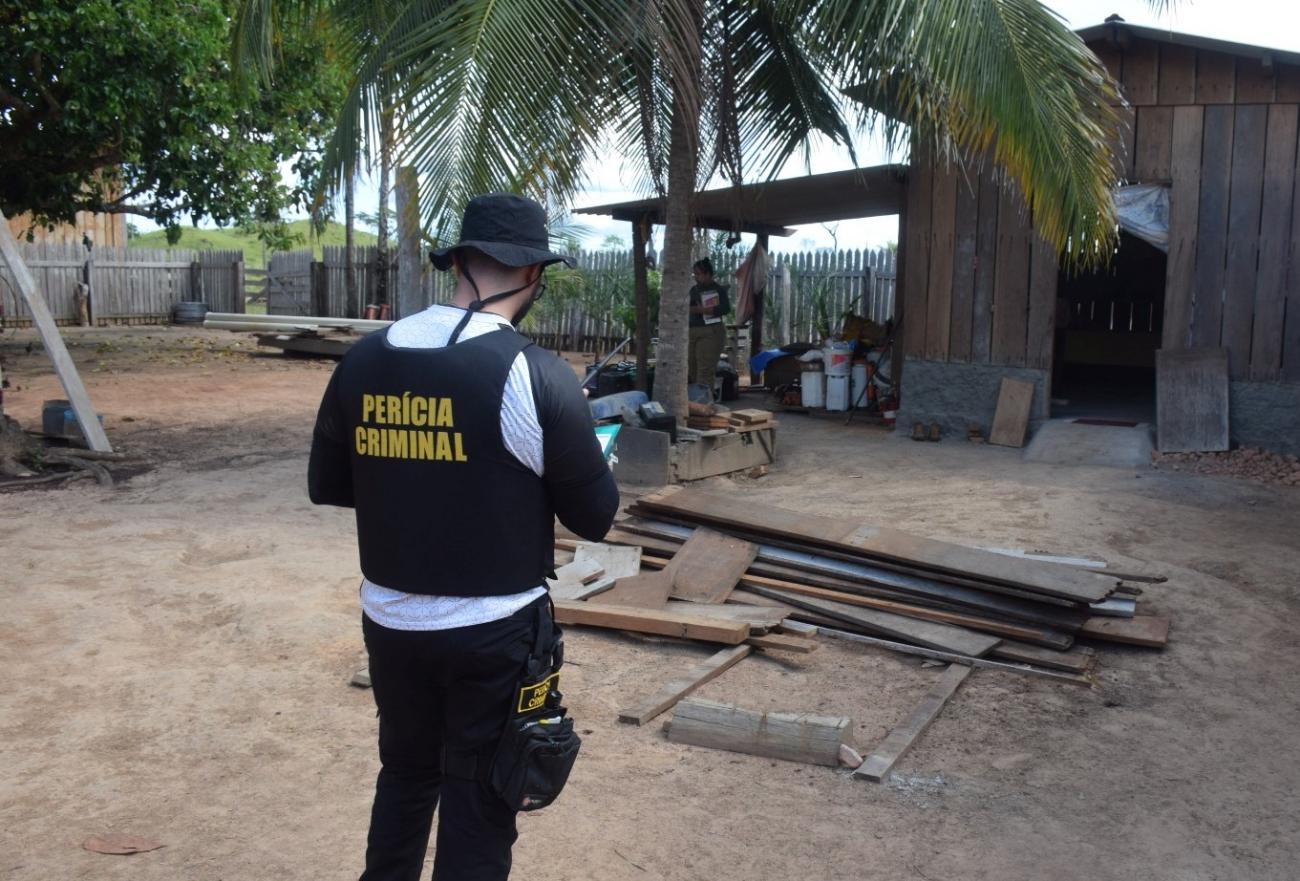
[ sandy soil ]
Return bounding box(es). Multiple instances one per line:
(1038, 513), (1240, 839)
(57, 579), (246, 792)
(1, 326), (1297, 881)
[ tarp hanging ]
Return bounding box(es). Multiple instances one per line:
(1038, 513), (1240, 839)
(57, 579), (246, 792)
(733, 242), (768, 326)
(1114, 184), (1169, 252)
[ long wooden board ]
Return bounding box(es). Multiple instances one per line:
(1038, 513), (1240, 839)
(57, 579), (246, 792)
(743, 584), (1001, 658)
(991, 640), (1095, 674)
(617, 521), (1089, 632)
(668, 527), (757, 604)
(633, 488), (1116, 603)
(667, 699), (850, 767)
(988, 377), (1036, 447)
(573, 543), (642, 579)
(1079, 615), (1170, 648)
(1156, 347), (1229, 452)
(590, 570), (674, 608)
(853, 664), (973, 782)
(734, 572), (1072, 649)
(552, 600), (750, 644)
(617, 645), (752, 725)
(0, 214), (113, 452)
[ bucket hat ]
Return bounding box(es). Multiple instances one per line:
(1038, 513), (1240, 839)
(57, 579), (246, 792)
(430, 193), (575, 270)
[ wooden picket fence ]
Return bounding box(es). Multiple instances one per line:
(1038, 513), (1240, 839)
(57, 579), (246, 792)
(0, 242), (246, 326)
(263, 244), (896, 354)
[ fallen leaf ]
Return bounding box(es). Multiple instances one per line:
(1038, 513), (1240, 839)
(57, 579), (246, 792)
(82, 833), (163, 855)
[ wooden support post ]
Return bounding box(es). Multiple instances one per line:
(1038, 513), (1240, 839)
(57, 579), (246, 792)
(667, 698), (851, 767)
(632, 216), (651, 393)
(83, 248), (96, 325)
(853, 664), (972, 782)
(0, 213), (112, 452)
(395, 165), (421, 319)
(751, 232), (768, 359)
(189, 261), (203, 303)
(232, 260), (246, 314)
(311, 261), (329, 316)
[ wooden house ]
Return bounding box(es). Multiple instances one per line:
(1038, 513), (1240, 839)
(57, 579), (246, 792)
(896, 21), (1300, 455)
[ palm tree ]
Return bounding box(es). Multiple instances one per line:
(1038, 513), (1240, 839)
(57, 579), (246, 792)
(237, 0), (1133, 420)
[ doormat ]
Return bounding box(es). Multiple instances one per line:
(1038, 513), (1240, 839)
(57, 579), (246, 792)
(1073, 418), (1140, 427)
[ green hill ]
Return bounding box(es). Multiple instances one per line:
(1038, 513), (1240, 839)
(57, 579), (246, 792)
(128, 220), (379, 270)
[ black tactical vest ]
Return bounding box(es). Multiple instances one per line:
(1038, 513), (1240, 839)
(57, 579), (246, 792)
(333, 327), (553, 596)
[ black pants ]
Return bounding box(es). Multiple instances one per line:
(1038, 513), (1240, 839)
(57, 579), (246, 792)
(359, 598), (545, 881)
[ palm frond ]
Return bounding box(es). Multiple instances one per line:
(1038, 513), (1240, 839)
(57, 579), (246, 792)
(813, 0), (1121, 264)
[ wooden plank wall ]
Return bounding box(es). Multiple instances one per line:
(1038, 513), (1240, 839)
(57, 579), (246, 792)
(901, 160), (1057, 372)
(903, 37), (1300, 383)
(1119, 41), (1300, 381)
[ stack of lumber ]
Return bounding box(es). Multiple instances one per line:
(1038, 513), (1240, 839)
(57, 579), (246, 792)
(686, 407), (777, 434)
(609, 486), (1169, 676)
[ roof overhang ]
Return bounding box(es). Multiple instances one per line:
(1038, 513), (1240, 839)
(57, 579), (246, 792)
(575, 165), (907, 237)
(1076, 21), (1300, 68)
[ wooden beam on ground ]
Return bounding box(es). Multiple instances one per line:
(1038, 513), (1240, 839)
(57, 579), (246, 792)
(745, 632), (817, 654)
(631, 488), (1117, 603)
(667, 699), (851, 767)
(590, 569), (674, 607)
(743, 584), (1002, 657)
(573, 543), (642, 579)
(990, 640), (1096, 674)
(732, 570), (1072, 649)
(1079, 615), (1170, 647)
(816, 626), (1095, 687)
(552, 600), (750, 644)
(0, 213), (112, 452)
(853, 664), (973, 782)
(665, 600), (787, 629)
(549, 576), (616, 602)
(617, 645), (752, 725)
(668, 527), (757, 603)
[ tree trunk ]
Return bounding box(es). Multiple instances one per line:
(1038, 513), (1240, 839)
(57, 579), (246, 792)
(376, 109), (393, 306)
(632, 215), (651, 393)
(344, 172), (358, 317)
(655, 26), (703, 423)
(395, 165), (421, 320)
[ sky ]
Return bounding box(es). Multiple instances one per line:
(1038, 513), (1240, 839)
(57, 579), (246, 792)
(160, 1), (1300, 252)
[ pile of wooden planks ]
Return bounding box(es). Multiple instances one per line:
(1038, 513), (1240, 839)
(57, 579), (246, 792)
(549, 486), (1172, 774)
(614, 486), (1170, 672)
(686, 407), (777, 434)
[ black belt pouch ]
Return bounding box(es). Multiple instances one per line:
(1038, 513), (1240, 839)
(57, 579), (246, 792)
(488, 600), (582, 811)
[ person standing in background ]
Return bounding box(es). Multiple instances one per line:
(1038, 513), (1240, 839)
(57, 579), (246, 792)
(687, 258), (730, 393)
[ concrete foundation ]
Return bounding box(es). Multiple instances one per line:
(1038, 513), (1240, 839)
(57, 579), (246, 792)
(896, 357), (1050, 439)
(1230, 381), (1300, 456)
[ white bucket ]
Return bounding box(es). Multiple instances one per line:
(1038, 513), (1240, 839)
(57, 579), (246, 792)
(850, 361), (869, 409)
(826, 374), (850, 411)
(822, 341), (853, 378)
(801, 369), (825, 408)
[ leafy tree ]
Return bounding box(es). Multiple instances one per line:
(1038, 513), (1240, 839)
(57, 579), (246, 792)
(238, 0), (1138, 418)
(1, 0), (346, 241)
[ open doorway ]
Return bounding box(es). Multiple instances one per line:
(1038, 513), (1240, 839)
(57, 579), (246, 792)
(1051, 232), (1166, 424)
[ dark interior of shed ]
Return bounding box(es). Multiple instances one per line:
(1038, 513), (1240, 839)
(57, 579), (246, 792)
(1050, 232), (1167, 423)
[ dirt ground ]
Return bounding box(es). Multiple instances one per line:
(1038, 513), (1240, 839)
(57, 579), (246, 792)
(1, 326), (1298, 881)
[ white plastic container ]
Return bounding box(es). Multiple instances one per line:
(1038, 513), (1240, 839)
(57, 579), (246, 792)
(822, 341), (853, 378)
(800, 368), (825, 408)
(825, 374), (850, 411)
(850, 360), (869, 409)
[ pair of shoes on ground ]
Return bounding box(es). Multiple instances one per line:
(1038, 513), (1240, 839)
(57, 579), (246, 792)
(911, 422), (941, 442)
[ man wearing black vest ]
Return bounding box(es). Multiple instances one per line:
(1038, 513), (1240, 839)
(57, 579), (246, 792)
(308, 193), (619, 881)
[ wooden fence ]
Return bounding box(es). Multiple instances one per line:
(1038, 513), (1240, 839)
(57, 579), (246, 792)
(0, 242), (245, 326)
(264, 244), (896, 354)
